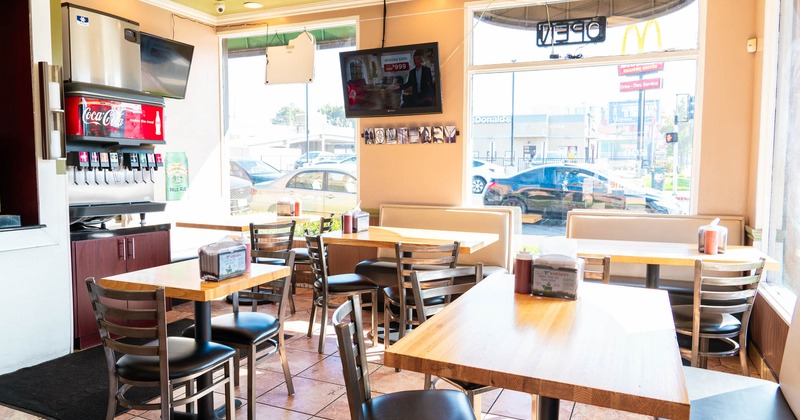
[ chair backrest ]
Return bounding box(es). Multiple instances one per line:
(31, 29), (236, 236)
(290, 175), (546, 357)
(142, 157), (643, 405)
(235, 250), (295, 314)
(780, 294), (800, 415)
(306, 234), (330, 284)
(250, 220), (296, 261)
(410, 264), (483, 323)
(395, 242), (460, 314)
(582, 256), (611, 284)
(333, 294), (371, 420)
(85, 277), (170, 414)
(690, 258), (765, 356)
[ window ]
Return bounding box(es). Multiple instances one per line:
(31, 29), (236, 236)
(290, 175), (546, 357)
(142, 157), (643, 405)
(763, 0), (799, 314)
(468, 1), (699, 234)
(223, 24), (357, 216)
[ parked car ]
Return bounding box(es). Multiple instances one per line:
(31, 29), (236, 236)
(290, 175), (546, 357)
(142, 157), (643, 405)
(313, 155), (357, 173)
(483, 163), (683, 218)
(252, 167), (357, 214)
(230, 158), (283, 185)
(230, 176), (255, 215)
(471, 159), (504, 194)
(293, 151), (337, 169)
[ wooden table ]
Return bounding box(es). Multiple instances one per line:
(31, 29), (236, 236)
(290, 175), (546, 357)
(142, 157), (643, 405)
(384, 273), (690, 420)
(100, 260), (291, 419)
(320, 226), (499, 254)
(176, 213), (314, 232)
(574, 238), (779, 288)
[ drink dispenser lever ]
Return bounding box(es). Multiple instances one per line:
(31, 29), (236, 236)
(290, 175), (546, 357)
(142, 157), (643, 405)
(109, 152), (120, 184)
(99, 152), (111, 184)
(146, 154), (156, 183)
(89, 152), (100, 185)
(138, 153), (148, 184)
(66, 151), (87, 185)
(123, 153), (140, 184)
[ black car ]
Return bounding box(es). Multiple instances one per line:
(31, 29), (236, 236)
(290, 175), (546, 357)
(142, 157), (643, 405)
(483, 164), (682, 219)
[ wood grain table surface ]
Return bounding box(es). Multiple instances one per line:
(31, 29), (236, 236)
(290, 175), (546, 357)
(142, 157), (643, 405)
(320, 226), (499, 255)
(383, 273), (690, 420)
(175, 213), (315, 233)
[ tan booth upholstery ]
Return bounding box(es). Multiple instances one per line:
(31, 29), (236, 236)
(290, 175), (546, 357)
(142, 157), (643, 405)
(565, 210), (745, 291)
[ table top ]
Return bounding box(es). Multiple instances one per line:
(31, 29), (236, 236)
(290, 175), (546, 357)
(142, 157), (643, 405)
(99, 260), (291, 301)
(320, 226), (499, 255)
(176, 213), (314, 232)
(574, 238), (780, 270)
(383, 273), (690, 419)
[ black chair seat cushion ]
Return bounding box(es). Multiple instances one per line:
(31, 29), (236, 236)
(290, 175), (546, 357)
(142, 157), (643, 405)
(383, 285), (446, 307)
(116, 337), (235, 382)
(291, 247), (310, 261)
(313, 273), (378, 293)
(672, 305), (742, 334)
(183, 312), (279, 345)
(684, 366), (794, 420)
(361, 389), (475, 420)
(355, 258), (507, 288)
(255, 257), (285, 265)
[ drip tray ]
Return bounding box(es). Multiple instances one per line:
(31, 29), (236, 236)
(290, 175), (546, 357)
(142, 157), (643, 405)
(69, 202), (166, 220)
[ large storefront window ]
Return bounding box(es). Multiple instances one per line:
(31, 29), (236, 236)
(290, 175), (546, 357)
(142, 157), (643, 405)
(468, 1), (699, 234)
(223, 26), (357, 216)
(764, 0), (799, 313)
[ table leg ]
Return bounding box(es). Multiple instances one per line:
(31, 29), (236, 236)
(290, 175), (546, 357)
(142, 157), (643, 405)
(194, 301), (214, 419)
(646, 264), (660, 289)
(537, 395), (560, 420)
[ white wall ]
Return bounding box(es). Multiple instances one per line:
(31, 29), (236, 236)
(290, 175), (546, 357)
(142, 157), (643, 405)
(0, 0), (73, 375)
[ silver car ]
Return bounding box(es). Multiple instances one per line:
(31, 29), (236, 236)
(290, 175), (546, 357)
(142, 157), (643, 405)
(252, 167), (357, 215)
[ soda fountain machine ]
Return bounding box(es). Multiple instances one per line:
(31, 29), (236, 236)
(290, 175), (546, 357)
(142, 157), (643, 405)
(64, 82), (166, 227)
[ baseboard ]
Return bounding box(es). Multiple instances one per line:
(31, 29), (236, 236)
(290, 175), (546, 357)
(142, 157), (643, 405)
(749, 343), (778, 382)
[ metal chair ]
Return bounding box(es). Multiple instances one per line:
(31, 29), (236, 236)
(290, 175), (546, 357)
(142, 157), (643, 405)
(183, 250), (296, 420)
(291, 215), (335, 300)
(383, 242), (460, 349)
(409, 264), (493, 419)
(333, 294), (476, 420)
(672, 258), (766, 375)
(306, 234), (379, 354)
(582, 256), (611, 284)
(249, 220), (297, 312)
(86, 277), (235, 420)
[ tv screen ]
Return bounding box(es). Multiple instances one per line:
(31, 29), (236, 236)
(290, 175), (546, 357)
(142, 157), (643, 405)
(339, 42), (442, 118)
(140, 33), (195, 99)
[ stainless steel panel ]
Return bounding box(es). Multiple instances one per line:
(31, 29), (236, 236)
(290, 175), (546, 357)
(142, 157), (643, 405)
(62, 5), (141, 90)
(67, 167), (155, 205)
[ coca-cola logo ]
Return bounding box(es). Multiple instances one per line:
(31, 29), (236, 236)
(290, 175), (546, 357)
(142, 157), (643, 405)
(82, 105), (124, 128)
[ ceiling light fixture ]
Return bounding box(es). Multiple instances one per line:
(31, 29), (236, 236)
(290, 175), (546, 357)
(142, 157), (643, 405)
(243, 2), (263, 8)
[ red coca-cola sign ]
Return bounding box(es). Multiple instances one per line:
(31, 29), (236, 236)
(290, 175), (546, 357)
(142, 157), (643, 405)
(65, 95), (165, 142)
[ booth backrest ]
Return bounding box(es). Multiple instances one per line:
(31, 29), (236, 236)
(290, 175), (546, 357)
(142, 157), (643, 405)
(565, 210), (746, 282)
(378, 204), (520, 270)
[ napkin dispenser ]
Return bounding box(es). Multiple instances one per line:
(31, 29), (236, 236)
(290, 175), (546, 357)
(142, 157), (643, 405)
(352, 209), (370, 232)
(532, 254), (584, 300)
(276, 199), (294, 216)
(198, 241), (247, 281)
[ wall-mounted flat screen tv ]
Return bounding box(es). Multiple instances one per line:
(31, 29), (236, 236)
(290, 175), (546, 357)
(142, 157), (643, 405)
(140, 32), (195, 99)
(339, 42), (442, 118)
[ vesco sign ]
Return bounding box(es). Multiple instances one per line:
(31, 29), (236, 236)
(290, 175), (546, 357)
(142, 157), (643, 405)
(473, 115), (511, 124)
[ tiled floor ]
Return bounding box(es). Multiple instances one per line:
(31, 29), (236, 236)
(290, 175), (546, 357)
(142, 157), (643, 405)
(0, 287), (764, 420)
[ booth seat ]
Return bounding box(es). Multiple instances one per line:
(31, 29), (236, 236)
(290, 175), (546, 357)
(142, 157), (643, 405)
(565, 209), (745, 293)
(354, 204), (520, 289)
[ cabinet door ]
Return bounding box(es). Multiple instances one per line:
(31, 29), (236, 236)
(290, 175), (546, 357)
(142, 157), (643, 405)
(72, 237), (128, 349)
(124, 230), (171, 272)
(125, 231), (172, 318)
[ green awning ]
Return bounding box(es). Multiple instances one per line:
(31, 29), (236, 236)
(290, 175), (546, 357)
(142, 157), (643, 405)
(227, 27), (356, 57)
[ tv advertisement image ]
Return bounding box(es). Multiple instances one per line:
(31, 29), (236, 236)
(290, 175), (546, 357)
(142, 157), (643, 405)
(340, 42), (442, 118)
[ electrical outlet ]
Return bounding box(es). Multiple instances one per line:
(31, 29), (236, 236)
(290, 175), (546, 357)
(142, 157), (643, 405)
(747, 38), (757, 53)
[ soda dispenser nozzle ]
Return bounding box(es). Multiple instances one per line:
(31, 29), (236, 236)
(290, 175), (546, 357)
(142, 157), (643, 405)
(89, 152), (100, 185)
(99, 152), (111, 185)
(109, 152), (120, 184)
(138, 153), (148, 184)
(66, 151), (88, 185)
(146, 154), (156, 183)
(123, 153), (140, 184)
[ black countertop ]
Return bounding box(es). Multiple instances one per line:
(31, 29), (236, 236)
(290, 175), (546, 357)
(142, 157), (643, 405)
(70, 222), (171, 241)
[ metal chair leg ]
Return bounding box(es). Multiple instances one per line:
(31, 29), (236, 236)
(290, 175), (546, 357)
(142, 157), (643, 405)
(318, 298), (328, 353)
(279, 333), (294, 395)
(307, 291), (318, 338)
(224, 358), (235, 420)
(248, 344), (257, 420)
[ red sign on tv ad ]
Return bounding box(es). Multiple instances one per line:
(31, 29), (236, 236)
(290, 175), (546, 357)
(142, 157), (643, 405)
(65, 96), (165, 142)
(620, 78), (662, 92)
(618, 63), (664, 76)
